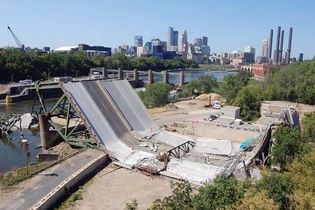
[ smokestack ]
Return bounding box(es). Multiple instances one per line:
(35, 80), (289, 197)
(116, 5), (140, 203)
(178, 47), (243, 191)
(287, 27), (293, 64)
(275, 26), (281, 65)
(268, 29), (273, 59)
(279, 30), (284, 63)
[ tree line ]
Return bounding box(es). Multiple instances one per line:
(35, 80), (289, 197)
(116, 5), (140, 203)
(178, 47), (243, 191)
(0, 49), (199, 83)
(179, 59), (315, 121)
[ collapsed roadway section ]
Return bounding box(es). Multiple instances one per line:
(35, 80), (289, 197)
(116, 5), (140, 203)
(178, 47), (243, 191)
(61, 79), (267, 184)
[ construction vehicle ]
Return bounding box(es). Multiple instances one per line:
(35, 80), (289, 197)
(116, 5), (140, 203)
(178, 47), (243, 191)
(7, 25), (25, 51)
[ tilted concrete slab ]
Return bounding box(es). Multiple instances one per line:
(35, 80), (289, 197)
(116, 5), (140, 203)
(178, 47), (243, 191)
(62, 79), (262, 184)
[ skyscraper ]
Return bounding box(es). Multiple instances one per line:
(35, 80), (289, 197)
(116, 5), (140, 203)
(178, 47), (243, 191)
(167, 27), (174, 50)
(179, 30), (188, 53)
(244, 46), (256, 64)
(194, 38), (203, 46)
(261, 39), (269, 58)
(167, 27), (179, 51)
(202, 36), (208, 46)
(134, 36), (143, 47)
(173, 31), (178, 46)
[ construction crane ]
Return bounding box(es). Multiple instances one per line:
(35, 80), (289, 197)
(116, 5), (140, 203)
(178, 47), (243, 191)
(7, 25), (25, 51)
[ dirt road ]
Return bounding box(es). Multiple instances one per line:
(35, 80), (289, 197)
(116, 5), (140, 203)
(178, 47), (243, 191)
(72, 164), (173, 210)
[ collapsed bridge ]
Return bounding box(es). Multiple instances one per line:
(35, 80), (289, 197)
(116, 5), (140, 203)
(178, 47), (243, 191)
(58, 79), (262, 184)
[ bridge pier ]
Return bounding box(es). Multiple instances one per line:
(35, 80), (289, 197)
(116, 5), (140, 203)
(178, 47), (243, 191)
(102, 68), (108, 79)
(163, 70), (169, 84)
(179, 71), (185, 87)
(133, 69), (139, 81)
(39, 113), (51, 150)
(148, 69), (154, 84)
(118, 68), (124, 80)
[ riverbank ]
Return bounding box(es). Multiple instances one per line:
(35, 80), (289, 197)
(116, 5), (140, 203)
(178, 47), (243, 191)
(0, 148), (107, 210)
(0, 142), (83, 187)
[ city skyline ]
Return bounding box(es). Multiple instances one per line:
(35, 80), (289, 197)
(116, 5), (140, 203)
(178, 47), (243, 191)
(0, 0), (314, 59)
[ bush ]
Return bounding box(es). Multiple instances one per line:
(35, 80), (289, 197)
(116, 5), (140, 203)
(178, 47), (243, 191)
(192, 177), (244, 210)
(256, 172), (294, 210)
(272, 126), (305, 169)
(182, 75), (217, 97)
(151, 181), (193, 210)
(139, 82), (172, 108)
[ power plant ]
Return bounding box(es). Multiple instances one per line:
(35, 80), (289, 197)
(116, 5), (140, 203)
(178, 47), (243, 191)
(287, 27), (293, 64)
(269, 26), (293, 65)
(268, 29), (273, 59)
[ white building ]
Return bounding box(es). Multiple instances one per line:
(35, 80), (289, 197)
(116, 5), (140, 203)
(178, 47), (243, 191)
(261, 39), (269, 58)
(179, 30), (188, 53)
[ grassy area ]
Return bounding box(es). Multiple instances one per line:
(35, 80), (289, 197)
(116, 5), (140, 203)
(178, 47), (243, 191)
(0, 161), (58, 186)
(199, 64), (235, 70)
(54, 175), (96, 210)
(55, 186), (84, 210)
(0, 147), (84, 187)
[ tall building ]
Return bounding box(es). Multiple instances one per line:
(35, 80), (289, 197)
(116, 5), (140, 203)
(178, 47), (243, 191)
(244, 46), (256, 64)
(173, 31), (178, 46)
(299, 53), (303, 62)
(194, 38), (203, 46)
(261, 39), (269, 58)
(134, 36), (143, 47)
(202, 36), (208, 46)
(167, 27), (174, 50)
(179, 30), (188, 53)
(167, 27), (179, 51)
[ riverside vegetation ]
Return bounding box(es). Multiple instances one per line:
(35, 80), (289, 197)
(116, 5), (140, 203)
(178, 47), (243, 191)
(141, 59), (315, 121)
(0, 49), (198, 82)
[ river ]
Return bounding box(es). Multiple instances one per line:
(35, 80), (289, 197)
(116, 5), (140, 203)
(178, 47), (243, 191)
(0, 69), (237, 172)
(139, 69), (237, 84)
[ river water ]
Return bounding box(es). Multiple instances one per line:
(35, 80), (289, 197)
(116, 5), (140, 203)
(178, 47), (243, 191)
(139, 69), (237, 84)
(0, 69), (237, 172)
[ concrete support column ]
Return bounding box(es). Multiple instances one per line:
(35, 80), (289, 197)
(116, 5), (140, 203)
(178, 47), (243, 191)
(102, 68), (108, 79)
(179, 71), (185, 87)
(133, 69), (139, 81)
(118, 68), (124, 80)
(163, 70), (169, 84)
(39, 114), (50, 150)
(148, 69), (154, 84)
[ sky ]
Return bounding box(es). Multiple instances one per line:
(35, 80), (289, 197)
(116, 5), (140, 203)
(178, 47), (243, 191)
(0, 0), (314, 59)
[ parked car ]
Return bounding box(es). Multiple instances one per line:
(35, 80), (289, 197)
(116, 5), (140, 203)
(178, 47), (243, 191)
(19, 79), (33, 85)
(208, 114), (219, 121)
(212, 100), (221, 109)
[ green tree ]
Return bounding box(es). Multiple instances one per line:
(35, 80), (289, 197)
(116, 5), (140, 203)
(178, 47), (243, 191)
(192, 176), (244, 210)
(139, 82), (172, 108)
(151, 181), (193, 210)
(256, 172), (294, 210)
(233, 190), (279, 210)
(233, 82), (262, 121)
(301, 112), (315, 142)
(182, 75), (218, 97)
(271, 126), (305, 169)
(217, 71), (253, 103)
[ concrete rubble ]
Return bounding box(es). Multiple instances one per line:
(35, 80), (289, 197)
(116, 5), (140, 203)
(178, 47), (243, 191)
(62, 79), (271, 184)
